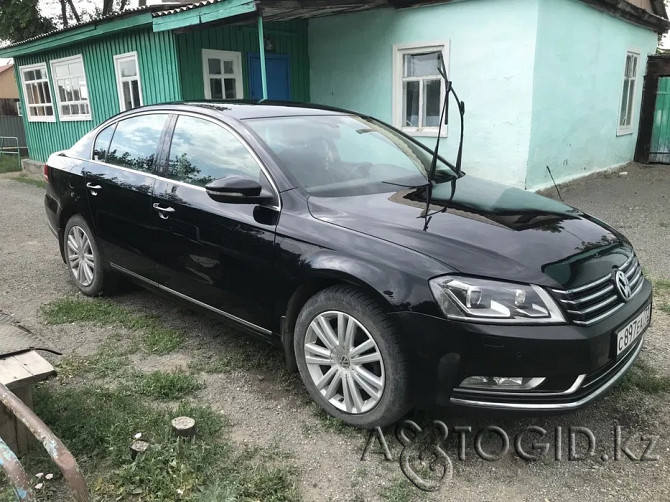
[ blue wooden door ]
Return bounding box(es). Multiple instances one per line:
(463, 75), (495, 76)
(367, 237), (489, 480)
(248, 54), (290, 101)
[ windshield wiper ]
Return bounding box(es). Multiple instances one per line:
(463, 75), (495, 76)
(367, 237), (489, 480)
(423, 52), (465, 231)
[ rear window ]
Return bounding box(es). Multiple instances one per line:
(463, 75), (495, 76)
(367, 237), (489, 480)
(106, 114), (168, 172)
(92, 123), (116, 162)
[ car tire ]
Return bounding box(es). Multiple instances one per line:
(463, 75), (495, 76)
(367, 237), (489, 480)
(63, 215), (112, 296)
(294, 285), (410, 429)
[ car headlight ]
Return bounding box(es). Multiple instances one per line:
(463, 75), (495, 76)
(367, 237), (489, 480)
(429, 276), (566, 324)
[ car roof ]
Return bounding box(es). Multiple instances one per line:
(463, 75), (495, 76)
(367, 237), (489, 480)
(135, 101), (353, 120)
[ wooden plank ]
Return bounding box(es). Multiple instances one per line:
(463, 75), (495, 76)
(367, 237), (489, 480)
(0, 351), (55, 389)
(0, 401), (18, 453)
(12, 387), (33, 454)
(0, 357), (33, 389)
(12, 351), (55, 381)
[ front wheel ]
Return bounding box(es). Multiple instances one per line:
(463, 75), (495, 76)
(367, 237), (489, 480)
(294, 285), (410, 428)
(63, 215), (110, 296)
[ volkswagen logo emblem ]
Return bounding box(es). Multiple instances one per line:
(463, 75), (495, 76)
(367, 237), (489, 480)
(614, 269), (632, 302)
(338, 354), (351, 369)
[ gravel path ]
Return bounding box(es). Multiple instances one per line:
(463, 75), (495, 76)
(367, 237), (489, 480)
(0, 167), (669, 502)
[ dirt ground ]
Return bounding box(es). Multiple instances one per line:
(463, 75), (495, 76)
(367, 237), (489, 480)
(0, 163), (669, 502)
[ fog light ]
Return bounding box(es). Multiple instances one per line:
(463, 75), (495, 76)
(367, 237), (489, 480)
(459, 376), (546, 391)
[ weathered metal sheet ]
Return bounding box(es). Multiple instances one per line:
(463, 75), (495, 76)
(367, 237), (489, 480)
(0, 119), (26, 147)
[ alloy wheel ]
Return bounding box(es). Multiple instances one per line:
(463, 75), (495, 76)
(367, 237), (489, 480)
(304, 310), (385, 414)
(66, 225), (95, 287)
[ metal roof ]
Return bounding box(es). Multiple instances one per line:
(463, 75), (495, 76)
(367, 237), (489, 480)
(153, 0), (224, 17)
(0, 4), (173, 51)
(1, 0), (668, 53)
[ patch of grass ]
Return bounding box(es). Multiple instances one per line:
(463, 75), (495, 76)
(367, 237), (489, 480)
(190, 343), (284, 374)
(58, 349), (129, 380)
(618, 359), (670, 394)
(380, 478), (425, 502)
(134, 371), (204, 400)
(42, 297), (184, 355)
(56, 332), (140, 380)
(236, 465), (299, 502)
(144, 325), (185, 355)
(42, 297), (127, 324)
(659, 222), (669, 228)
(0, 154), (21, 173)
(10, 173), (46, 188)
(28, 384), (299, 501)
(654, 279), (670, 292)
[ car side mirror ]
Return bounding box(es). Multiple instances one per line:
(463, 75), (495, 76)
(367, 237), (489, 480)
(205, 176), (275, 205)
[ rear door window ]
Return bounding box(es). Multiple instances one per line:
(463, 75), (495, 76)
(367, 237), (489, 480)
(166, 115), (261, 187)
(92, 123), (116, 162)
(106, 114), (168, 172)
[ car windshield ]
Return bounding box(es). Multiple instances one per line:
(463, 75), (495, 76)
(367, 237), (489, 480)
(245, 114), (457, 197)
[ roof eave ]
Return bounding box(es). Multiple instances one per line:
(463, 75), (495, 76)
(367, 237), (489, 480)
(574, 0), (670, 34)
(0, 8), (163, 58)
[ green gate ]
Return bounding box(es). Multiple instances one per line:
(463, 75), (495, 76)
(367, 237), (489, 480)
(649, 77), (670, 163)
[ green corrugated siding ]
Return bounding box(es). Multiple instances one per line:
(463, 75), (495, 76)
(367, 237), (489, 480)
(14, 28), (181, 162)
(176, 20), (309, 102)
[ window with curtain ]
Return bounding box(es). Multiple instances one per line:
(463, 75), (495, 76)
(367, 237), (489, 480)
(114, 52), (143, 112)
(50, 55), (91, 121)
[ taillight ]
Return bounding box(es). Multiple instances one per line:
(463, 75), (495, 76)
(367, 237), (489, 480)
(43, 164), (49, 182)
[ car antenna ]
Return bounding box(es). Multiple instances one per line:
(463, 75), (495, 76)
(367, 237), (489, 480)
(422, 52), (465, 231)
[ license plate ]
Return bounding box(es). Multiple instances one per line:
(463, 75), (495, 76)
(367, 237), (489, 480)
(616, 305), (651, 356)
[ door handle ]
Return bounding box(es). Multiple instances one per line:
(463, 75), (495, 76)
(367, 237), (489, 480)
(153, 203), (175, 219)
(86, 182), (102, 196)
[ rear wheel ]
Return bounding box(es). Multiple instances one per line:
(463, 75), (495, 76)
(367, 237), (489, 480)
(294, 285), (410, 428)
(63, 215), (110, 296)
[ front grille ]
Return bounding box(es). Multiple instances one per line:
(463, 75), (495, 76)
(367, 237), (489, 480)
(551, 254), (643, 326)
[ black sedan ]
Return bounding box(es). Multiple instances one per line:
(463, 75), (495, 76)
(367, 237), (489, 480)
(44, 102), (652, 428)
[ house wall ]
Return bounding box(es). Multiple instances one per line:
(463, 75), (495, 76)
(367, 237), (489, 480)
(176, 20), (310, 102)
(526, 0), (658, 189)
(14, 28), (182, 162)
(0, 68), (19, 99)
(308, 0), (540, 187)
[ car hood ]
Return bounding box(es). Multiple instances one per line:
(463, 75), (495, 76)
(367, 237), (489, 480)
(307, 175), (630, 289)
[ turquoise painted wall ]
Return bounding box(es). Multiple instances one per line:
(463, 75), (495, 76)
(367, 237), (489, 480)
(308, 0), (540, 188)
(526, 0), (657, 189)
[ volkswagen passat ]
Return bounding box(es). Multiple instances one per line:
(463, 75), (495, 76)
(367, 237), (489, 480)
(44, 102), (652, 428)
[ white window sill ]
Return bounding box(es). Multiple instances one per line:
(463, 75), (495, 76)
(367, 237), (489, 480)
(399, 126), (448, 138)
(616, 127), (634, 137)
(60, 115), (92, 122)
(26, 116), (56, 123)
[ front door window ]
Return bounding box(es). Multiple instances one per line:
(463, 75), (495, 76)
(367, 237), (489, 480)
(202, 49), (243, 100)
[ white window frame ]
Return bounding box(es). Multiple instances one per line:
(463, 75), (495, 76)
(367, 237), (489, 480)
(392, 41), (450, 137)
(18, 62), (55, 123)
(202, 49), (243, 100)
(617, 50), (640, 136)
(113, 51), (143, 112)
(50, 54), (92, 122)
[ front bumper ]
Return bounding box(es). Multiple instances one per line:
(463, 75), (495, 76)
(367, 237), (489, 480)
(392, 278), (652, 412)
